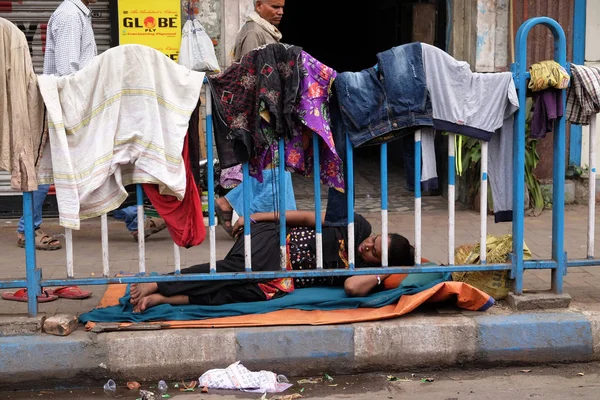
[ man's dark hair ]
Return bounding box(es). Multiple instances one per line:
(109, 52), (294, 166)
(388, 233), (415, 266)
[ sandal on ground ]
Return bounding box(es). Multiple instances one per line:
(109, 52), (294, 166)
(132, 217), (167, 242)
(215, 203), (234, 237)
(2, 288), (58, 303)
(17, 229), (62, 251)
(47, 286), (92, 299)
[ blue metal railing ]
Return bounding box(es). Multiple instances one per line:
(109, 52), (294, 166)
(3, 17), (599, 317)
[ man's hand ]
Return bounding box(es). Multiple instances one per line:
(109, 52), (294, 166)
(232, 216), (245, 237)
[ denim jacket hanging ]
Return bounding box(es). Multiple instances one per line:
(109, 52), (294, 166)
(334, 42), (433, 148)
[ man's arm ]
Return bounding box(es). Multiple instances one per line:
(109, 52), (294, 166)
(232, 211), (326, 235)
(51, 18), (83, 76)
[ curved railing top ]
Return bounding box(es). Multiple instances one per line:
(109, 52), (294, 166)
(515, 17), (567, 73)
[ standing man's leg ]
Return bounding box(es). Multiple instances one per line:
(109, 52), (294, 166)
(112, 205), (166, 242)
(16, 184), (61, 250)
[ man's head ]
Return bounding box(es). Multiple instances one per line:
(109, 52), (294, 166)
(255, 0), (285, 27)
(81, 0), (98, 5)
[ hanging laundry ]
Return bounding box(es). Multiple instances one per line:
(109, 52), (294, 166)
(143, 134), (206, 248)
(36, 44), (204, 229)
(566, 64), (600, 125)
(527, 60), (568, 140)
(334, 42), (433, 148)
(531, 89), (563, 139)
(528, 60), (570, 92)
(288, 50), (344, 192)
(207, 43), (302, 164)
(0, 18), (46, 191)
(421, 43), (518, 141)
(420, 43), (519, 222)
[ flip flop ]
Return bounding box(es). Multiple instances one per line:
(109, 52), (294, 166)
(2, 288), (58, 303)
(47, 286), (92, 299)
(215, 203), (234, 237)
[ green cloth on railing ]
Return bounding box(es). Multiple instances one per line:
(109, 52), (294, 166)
(79, 272), (451, 324)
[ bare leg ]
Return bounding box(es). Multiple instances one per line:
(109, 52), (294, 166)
(133, 293), (189, 313)
(215, 197), (233, 212)
(130, 282), (158, 305)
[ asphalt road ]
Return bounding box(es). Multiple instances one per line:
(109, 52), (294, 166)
(3, 362), (600, 399)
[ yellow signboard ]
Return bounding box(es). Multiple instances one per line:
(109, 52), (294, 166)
(118, 0), (181, 61)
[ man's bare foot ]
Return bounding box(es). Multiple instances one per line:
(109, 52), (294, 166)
(129, 282), (158, 305)
(132, 293), (189, 313)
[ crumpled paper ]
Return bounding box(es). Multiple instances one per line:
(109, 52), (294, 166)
(199, 361), (293, 393)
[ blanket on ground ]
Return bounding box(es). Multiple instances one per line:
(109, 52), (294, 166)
(80, 272), (494, 330)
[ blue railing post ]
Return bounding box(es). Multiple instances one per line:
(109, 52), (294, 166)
(513, 17), (567, 294)
(569, 0), (586, 169)
(23, 191), (41, 316)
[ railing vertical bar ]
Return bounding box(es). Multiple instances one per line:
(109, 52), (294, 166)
(173, 243), (181, 273)
(243, 162), (252, 272)
(101, 214), (109, 277)
(205, 87), (217, 273)
(313, 133), (323, 269)
(551, 33), (567, 295)
(23, 191), (38, 316)
(480, 141), (488, 263)
(448, 133), (456, 265)
(279, 137), (287, 271)
(588, 113), (596, 258)
(381, 143), (388, 268)
(414, 130), (422, 265)
(65, 228), (74, 278)
(346, 135), (355, 269)
(136, 184), (146, 274)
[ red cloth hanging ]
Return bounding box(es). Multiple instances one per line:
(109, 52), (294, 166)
(143, 134), (206, 248)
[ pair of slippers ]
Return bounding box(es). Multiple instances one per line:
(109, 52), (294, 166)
(1, 286), (92, 303)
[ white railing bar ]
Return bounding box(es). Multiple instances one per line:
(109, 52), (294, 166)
(480, 141), (488, 263)
(414, 129), (422, 265)
(448, 133), (456, 265)
(588, 113), (597, 258)
(173, 243), (181, 273)
(205, 88), (217, 273)
(101, 214), (109, 277)
(381, 142), (388, 268)
(65, 228), (74, 278)
(137, 195), (146, 273)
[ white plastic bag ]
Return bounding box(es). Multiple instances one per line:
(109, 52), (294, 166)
(179, 17), (220, 72)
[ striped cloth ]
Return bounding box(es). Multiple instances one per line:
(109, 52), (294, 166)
(37, 44), (205, 229)
(566, 63), (600, 125)
(43, 0), (97, 76)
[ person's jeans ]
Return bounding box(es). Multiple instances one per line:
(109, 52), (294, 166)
(18, 184), (50, 234)
(401, 133), (415, 192)
(112, 205), (142, 232)
(324, 94), (352, 226)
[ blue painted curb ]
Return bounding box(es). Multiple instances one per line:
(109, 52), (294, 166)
(476, 312), (594, 362)
(0, 311), (598, 387)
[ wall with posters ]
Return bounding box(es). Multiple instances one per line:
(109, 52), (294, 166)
(117, 0), (181, 60)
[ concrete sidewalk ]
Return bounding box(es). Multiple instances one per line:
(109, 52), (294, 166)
(1, 204), (600, 387)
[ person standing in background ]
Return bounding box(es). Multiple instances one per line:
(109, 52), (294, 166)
(20, 0), (166, 247)
(15, 0), (100, 250)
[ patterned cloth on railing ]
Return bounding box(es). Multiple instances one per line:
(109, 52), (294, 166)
(566, 63), (600, 125)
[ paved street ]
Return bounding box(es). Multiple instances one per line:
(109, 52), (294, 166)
(2, 362), (600, 399)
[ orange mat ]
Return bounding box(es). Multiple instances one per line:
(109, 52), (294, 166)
(85, 279), (492, 331)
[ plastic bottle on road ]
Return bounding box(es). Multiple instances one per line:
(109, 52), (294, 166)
(103, 379), (116, 397)
(157, 380), (168, 396)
